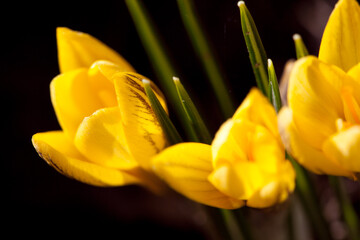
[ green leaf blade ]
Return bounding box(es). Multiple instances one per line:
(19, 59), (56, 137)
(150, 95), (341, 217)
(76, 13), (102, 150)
(177, 0), (235, 118)
(267, 59), (282, 113)
(238, 1), (269, 96)
(143, 79), (183, 145)
(293, 33), (309, 59)
(173, 77), (212, 144)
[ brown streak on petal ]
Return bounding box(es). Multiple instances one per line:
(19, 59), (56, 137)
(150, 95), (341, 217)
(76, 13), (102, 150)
(128, 88), (160, 127)
(124, 75), (146, 95)
(142, 127), (161, 153)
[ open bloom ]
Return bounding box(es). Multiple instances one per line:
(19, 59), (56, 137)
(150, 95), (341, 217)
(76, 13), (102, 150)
(278, 0), (360, 179)
(32, 28), (168, 192)
(152, 88), (295, 209)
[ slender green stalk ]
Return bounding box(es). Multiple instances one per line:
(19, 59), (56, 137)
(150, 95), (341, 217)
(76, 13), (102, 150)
(173, 77), (252, 240)
(293, 34), (309, 59)
(329, 176), (360, 240)
(233, 208), (254, 240)
(221, 209), (246, 240)
(173, 77), (212, 144)
(126, 2), (251, 239)
(287, 153), (332, 240)
(143, 79), (183, 145)
(267, 59), (331, 239)
(124, 0), (189, 135)
(238, 1), (268, 96)
(267, 59), (281, 112)
(176, 0), (235, 118)
(288, 34), (334, 239)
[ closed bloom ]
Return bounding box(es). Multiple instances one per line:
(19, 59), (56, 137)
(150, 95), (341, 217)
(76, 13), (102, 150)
(32, 28), (168, 192)
(152, 88), (295, 209)
(278, 0), (360, 179)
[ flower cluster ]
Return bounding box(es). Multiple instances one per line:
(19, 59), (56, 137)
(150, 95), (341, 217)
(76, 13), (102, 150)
(31, 0), (359, 238)
(32, 28), (169, 193)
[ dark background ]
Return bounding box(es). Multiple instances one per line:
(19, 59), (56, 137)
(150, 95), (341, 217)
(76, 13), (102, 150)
(3, 0), (358, 239)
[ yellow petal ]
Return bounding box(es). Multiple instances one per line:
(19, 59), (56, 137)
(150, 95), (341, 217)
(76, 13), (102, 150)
(288, 56), (348, 149)
(211, 119), (247, 167)
(348, 62), (360, 83)
(212, 119), (284, 174)
(57, 27), (135, 73)
(74, 107), (138, 170)
(340, 86), (360, 124)
(278, 108), (352, 177)
(152, 143), (244, 209)
(114, 72), (168, 170)
(50, 68), (103, 138)
(209, 157), (295, 207)
(323, 126), (360, 174)
(88, 60), (125, 107)
(318, 0), (360, 71)
(247, 160), (295, 208)
(209, 162), (265, 200)
(32, 131), (144, 187)
(277, 107), (294, 152)
(233, 88), (279, 138)
(247, 181), (287, 208)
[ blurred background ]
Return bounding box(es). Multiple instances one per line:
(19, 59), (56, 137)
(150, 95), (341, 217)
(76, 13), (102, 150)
(3, 0), (359, 239)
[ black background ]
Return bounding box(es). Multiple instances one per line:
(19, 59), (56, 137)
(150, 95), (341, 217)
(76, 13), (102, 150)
(4, 0), (358, 239)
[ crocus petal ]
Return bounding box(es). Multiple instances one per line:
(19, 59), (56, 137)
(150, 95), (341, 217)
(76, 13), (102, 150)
(152, 143), (244, 209)
(211, 119), (247, 168)
(278, 107), (352, 177)
(32, 131), (144, 187)
(209, 161), (265, 200)
(247, 160), (295, 208)
(57, 27), (135, 73)
(323, 126), (360, 175)
(50, 68), (103, 139)
(233, 88), (279, 138)
(212, 119), (283, 174)
(318, 0), (360, 71)
(88, 60), (125, 107)
(348, 62), (360, 83)
(114, 72), (168, 170)
(288, 56), (349, 149)
(74, 107), (138, 170)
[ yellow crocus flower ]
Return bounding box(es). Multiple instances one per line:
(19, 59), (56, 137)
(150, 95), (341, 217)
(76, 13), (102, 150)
(152, 88), (295, 209)
(32, 28), (168, 192)
(278, 0), (360, 179)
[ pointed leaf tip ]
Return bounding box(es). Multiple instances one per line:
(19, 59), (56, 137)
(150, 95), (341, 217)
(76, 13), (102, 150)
(173, 77), (212, 144)
(238, 1), (245, 7)
(267, 58), (282, 112)
(239, 1), (269, 95)
(293, 33), (309, 59)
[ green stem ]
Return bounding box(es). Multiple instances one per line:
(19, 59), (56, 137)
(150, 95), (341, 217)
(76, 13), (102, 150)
(176, 0), (235, 119)
(268, 38), (330, 238)
(329, 176), (360, 240)
(233, 208), (254, 240)
(287, 153), (332, 240)
(124, 0), (189, 136)
(221, 209), (247, 240)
